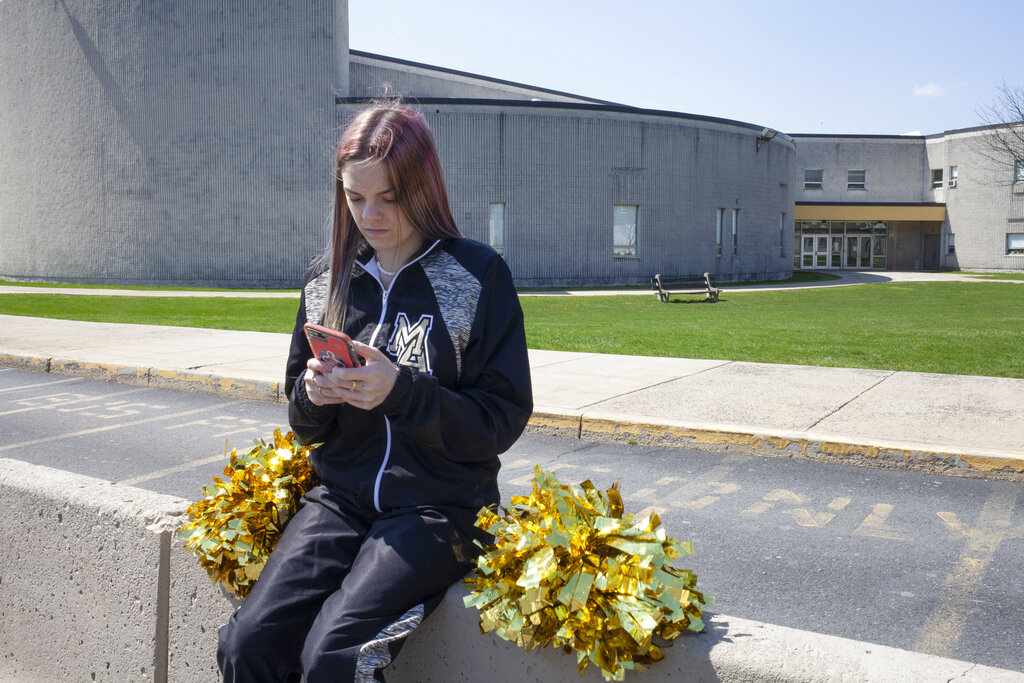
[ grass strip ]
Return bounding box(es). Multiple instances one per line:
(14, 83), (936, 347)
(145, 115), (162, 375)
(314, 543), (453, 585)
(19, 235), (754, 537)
(0, 282), (1021, 377)
(0, 279), (299, 293)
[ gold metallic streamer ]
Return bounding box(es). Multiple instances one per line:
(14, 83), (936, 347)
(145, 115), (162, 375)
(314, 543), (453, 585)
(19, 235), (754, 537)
(464, 466), (712, 681)
(178, 429), (318, 600)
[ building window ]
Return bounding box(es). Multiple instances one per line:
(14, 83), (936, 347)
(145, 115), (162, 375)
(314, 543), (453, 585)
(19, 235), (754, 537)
(1008, 233), (1024, 255)
(731, 208), (740, 256)
(715, 208), (724, 256)
(931, 169), (943, 189)
(613, 204), (638, 256)
(804, 169), (823, 190)
(947, 234), (955, 254)
(488, 203), (505, 254)
(779, 213), (787, 257)
(948, 165), (958, 188)
(1015, 160), (1024, 183)
(847, 169), (866, 190)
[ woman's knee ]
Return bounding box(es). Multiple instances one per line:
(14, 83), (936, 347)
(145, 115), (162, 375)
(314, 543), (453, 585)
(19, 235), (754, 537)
(217, 613), (292, 680)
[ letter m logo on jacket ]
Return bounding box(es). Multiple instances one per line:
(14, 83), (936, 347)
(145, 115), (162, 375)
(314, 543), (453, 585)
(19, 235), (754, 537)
(388, 313), (433, 373)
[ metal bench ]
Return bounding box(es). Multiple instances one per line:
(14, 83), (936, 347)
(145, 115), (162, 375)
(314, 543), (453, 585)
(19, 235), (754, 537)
(651, 272), (721, 303)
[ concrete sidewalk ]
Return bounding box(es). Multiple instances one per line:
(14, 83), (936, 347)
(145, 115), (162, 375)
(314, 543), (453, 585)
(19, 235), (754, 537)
(2, 313), (1022, 480)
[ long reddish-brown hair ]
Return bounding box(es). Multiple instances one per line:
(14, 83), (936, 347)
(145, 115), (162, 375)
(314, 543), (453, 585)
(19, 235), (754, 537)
(318, 103), (461, 329)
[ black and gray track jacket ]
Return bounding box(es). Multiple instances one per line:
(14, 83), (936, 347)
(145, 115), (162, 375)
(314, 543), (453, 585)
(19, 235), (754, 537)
(285, 237), (533, 515)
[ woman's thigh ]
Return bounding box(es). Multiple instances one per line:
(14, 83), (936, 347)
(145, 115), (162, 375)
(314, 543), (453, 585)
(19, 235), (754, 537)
(217, 491), (370, 679)
(300, 507), (478, 681)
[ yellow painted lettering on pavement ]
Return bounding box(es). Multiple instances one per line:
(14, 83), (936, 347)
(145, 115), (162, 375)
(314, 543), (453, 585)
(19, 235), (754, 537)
(741, 489), (851, 528)
(913, 484), (1024, 657)
(854, 503), (914, 541)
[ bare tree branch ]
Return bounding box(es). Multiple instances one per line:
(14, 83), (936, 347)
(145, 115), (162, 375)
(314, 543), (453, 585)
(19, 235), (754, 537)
(970, 82), (1024, 186)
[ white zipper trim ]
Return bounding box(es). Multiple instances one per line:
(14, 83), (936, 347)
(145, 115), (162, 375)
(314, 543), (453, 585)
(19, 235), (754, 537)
(372, 416), (392, 513)
(364, 240), (441, 512)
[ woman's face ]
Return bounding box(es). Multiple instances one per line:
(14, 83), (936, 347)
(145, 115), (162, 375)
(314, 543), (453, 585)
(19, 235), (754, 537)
(341, 159), (424, 265)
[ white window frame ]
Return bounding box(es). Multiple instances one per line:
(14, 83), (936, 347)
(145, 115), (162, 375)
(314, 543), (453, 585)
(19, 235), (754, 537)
(715, 208), (724, 257)
(779, 213), (787, 256)
(804, 169), (823, 190)
(488, 203), (505, 254)
(731, 208), (740, 256)
(931, 169), (943, 189)
(948, 165), (958, 188)
(1014, 160), (1024, 184)
(847, 169), (866, 190)
(947, 233), (955, 254)
(1008, 232), (1024, 255)
(612, 204), (638, 257)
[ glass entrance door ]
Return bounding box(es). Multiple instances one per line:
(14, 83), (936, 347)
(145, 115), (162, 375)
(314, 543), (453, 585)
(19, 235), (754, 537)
(802, 235), (829, 268)
(846, 236), (873, 268)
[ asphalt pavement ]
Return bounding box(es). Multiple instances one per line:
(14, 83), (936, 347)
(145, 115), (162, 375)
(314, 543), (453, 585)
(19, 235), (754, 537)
(1, 368), (1021, 672)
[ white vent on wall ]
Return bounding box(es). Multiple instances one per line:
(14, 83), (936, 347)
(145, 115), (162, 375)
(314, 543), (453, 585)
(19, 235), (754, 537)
(948, 179), (957, 188)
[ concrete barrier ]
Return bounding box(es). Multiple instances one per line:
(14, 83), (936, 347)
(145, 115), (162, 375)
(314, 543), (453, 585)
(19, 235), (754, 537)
(0, 458), (234, 683)
(1, 458), (1022, 682)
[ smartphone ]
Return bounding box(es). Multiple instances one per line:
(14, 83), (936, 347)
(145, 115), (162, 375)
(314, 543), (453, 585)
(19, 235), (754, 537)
(303, 323), (364, 368)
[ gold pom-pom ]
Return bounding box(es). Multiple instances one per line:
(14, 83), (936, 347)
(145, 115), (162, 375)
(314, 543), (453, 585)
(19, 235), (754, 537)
(178, 429), (318, 600)
(464, 465), (711, 681)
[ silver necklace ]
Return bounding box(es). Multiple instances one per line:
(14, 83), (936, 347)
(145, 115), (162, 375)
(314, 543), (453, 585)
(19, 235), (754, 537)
(374, 254), (397, 277)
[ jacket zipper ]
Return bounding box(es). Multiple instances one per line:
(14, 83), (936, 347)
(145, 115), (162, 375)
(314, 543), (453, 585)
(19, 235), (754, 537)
(366, 240), (440, 512)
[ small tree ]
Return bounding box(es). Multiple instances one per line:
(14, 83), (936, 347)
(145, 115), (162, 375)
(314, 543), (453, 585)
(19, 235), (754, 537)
(972, 81), (1024, 186)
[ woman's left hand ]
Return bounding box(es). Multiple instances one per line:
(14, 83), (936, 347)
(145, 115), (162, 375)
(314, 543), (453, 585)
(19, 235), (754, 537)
(320, 340), (399, 411)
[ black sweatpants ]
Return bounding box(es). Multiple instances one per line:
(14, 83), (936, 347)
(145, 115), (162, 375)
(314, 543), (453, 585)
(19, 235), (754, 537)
(217, 485), (479, 683)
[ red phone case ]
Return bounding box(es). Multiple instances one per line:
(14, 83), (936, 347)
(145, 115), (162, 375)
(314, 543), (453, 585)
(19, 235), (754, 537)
(304, 323), (362, 368)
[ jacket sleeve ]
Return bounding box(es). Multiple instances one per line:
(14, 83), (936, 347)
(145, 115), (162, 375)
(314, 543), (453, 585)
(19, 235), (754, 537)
(377, 254), (533, 462)
(285, 288), (338, 446)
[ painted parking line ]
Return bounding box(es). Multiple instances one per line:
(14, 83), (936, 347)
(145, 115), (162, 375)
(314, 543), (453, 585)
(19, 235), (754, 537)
(0, 377), (84, 394)
(0, 402), (237, 453)
(119, 452), (230, 487)
(913, 483), (1024, 656)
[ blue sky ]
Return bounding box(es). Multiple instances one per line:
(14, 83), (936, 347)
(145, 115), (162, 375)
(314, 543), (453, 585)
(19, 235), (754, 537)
(350, 0), (1023, 135)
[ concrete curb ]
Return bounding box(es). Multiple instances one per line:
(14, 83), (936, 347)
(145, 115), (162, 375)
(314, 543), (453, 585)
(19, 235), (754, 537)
(2, 458), (1021, 682)
(0, 352), (284, 403)
(528, 407), (1024, 481)
(4, 352), (1023, 481)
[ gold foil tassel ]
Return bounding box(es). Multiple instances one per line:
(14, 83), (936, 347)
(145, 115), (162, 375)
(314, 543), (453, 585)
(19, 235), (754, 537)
(464, 465), (712, 681)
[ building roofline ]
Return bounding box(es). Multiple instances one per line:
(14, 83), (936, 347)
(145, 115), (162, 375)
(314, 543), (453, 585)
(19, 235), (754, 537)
(349, 50), (620, 106)
(336, 95), (795, 141)
(793, 122), (1020, 140)
(791, 133), (926, 140)
(796, 201), (946, 207)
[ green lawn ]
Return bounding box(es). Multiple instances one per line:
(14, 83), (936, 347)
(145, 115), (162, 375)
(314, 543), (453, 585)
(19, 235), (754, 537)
(0, 278), (298, 293)
(0, 295), (299, 333)
(1, 282), (1021, 377)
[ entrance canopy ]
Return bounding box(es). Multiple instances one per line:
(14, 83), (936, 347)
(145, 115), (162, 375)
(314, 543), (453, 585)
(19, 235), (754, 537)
(795, 202), (946, 222)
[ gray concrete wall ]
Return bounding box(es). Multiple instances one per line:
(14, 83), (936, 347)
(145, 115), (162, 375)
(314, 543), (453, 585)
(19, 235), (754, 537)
(0, 0), (337, 286)
(927, 128), (1024, 271)
(368, 103), (796, 285)
(0, 457), (234, 682)
(793, 136), (929, 203)
(349, 52), (598, 102)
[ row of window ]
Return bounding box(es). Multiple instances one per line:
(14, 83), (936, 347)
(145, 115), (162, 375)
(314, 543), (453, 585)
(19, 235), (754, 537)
(946, 233), (1024, 255)
(488, 203), (789, 258)
(804, 161), (1024, 190)
(803, 169), (868, 190)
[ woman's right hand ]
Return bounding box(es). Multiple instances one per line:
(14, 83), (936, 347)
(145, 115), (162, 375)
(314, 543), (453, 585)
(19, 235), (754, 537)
(303, 360), (347, 406)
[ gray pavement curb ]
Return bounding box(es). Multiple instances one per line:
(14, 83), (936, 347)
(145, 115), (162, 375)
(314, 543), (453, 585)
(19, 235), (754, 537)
(3, 458), (1022, 683)
(0, 352), (284, 403)
(527, 407), (1024, 481)
(5, 352), (1023, 481)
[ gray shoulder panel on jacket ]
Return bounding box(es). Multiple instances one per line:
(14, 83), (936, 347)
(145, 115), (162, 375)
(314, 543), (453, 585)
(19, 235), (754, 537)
(303, 271), (330, 325)
(420, 250), (482, 380)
